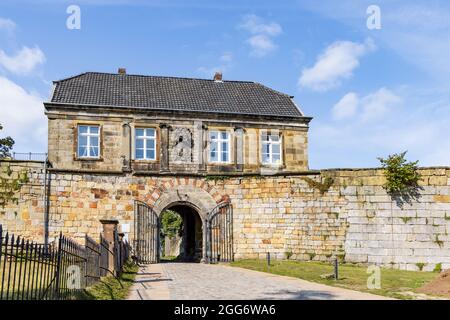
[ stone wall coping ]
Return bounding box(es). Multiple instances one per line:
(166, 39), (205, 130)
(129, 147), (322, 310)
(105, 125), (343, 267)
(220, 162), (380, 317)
(319, 166), (450, 172)
(3, 160), (449, 176)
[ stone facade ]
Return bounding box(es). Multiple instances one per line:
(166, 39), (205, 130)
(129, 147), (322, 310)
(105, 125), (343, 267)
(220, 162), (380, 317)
(2, 160), (450, 271)
(46, 109), (309, 174)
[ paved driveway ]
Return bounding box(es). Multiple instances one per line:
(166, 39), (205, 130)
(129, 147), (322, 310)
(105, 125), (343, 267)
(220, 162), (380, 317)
(127, 263), (389, 300)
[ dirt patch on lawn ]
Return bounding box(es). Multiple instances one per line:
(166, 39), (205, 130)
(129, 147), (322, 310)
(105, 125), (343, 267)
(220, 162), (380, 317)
(417, 270), (450, 298)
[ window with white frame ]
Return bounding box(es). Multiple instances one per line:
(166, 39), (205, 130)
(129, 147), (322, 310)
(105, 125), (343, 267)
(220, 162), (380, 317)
(261, 132), (282, 165)
(135, 128), (156, 160)
(77, 125), (100, 158)
(209, 130), (230, 163)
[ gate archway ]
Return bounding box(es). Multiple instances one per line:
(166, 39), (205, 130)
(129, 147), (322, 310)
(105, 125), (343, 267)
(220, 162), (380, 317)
(133, 200), (233, 264)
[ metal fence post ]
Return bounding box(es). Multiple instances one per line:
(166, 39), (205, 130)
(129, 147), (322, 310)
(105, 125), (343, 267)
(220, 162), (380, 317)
(54, 233), (63, 299)
(334, 258), (339, 280)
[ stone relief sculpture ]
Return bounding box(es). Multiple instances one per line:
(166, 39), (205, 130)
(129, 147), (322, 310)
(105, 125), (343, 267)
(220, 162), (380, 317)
(170, 127), (193, 163)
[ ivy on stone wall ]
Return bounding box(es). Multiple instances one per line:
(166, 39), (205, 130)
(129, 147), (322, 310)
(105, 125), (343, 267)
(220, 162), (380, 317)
(301, 176), (334, 195)
(0, 164), (29, 208)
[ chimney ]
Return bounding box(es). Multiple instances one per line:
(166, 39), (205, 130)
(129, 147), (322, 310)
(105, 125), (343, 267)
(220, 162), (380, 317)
(118, 68), (126, 75)
(213, 71), (223, 82)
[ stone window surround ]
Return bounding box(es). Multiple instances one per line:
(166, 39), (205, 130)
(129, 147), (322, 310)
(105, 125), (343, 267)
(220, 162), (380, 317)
(73, 122), (104, 162)
(208, 129), (231, 164)
(206, 127), (235, 166)
(259, 130), (285, 169)
(130, 124), (160, 163)
(134, 127), (157, 161)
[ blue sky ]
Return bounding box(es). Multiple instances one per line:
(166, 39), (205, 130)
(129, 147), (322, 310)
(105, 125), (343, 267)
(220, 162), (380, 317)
(0, 0), (449, 169)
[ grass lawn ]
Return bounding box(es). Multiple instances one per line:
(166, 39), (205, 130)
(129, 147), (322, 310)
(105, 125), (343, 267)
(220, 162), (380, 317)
(230, 259), (440, 299)
(79, 261), (138, 300)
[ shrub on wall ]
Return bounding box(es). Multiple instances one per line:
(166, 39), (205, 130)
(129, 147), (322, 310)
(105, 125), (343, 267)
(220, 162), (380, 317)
(378, 151), (421, 206)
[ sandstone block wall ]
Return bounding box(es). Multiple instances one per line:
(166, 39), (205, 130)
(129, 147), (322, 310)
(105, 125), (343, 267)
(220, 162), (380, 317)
(1, 160), (450, 271)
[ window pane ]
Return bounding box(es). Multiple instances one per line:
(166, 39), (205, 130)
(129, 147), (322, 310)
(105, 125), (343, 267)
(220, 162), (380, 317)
(78, 135), (88, 147)
(136, 128), (144, 137)
(78, 146), (87, 157)
(136, 139), (144, 149)
(263, 143), (270, 154)
(146, 129), (155, 137)
(221, 141), (228, 153)
(262, 153), (270, 163)
(147, 149), (155, 160)
(136, 149), (144, 159)
(221, 132), (228, 140)
(273, 154), (281, 163)
(90, 146), (99, 157)
(78, 126), (88, 134)
(147, 139), (155, 149)
(221, 151), (228, 162)
(210, 141), (218, 162)
(90, 137), (99, 148)
(262, 134), (269, 142)
(210, 141), (218, 153)
(270, 135), (279, 142)
(90, 126), (99, 135)
(210, 131), (218, 140)
(272, 144), (280, 154)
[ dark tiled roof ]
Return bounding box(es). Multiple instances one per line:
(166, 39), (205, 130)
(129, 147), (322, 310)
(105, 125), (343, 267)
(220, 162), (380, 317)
(50, 72), (305, 118)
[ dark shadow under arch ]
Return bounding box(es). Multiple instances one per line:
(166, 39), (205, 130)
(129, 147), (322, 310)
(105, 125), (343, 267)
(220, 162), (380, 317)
(160, 203), (204, 262)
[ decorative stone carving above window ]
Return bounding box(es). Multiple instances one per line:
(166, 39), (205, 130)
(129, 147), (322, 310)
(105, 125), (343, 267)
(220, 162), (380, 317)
(170, 127), (193, 163)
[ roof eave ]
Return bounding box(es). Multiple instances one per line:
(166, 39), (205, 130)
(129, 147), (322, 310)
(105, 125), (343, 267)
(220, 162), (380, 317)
(44, 102), (313, 124)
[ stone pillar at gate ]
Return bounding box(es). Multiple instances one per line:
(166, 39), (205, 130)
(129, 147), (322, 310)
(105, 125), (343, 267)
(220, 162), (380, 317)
(100, 219), (119, 273)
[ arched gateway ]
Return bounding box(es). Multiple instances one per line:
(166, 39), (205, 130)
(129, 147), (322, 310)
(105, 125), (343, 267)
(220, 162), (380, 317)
(133, 187), (233, 264)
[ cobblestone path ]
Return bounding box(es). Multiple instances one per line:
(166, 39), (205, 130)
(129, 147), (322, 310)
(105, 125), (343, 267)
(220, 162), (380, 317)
(128, 263), (389, 300)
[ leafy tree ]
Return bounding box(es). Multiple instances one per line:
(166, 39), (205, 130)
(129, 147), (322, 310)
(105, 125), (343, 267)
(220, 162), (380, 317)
(0, 123), (14, 158)
(160, 210), (183, 239)
(378, 151), (422, 206)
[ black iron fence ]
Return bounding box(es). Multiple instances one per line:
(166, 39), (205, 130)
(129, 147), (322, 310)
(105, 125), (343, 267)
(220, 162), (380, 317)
(0, 225), (131, 300)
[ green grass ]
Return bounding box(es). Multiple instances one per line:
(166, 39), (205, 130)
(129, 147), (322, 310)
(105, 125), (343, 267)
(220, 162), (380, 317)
(79, 262), (138, 300)
(230, 259), (440, 299)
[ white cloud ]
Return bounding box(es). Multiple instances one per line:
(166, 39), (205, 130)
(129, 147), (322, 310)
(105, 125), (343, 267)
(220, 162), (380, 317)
(239, 14), (282, 57)
(299, 38), (375, 91)
(0, 46), (46, 75)
(239, 14), (282, 36)
(332, 88), (401, 122)
(332, 92), (358, 120)
(0, 76), (47, 152)
(0, 18), (15, 34)
(360, 88), (401, 121)
(246, 34), (277, 57)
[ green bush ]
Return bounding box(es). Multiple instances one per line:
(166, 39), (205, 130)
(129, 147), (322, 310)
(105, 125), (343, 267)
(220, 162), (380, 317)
(160, 209), (183, 239)
(378, 151), (422, 207)
(378, 151), (420, 194)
